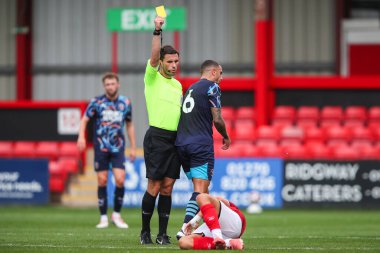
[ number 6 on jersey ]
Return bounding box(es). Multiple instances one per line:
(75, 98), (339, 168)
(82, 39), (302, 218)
(183, 89), (195, 113)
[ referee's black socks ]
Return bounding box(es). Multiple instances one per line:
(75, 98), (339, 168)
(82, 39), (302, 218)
(141, 191), (157, 233)
(157, 194), (172, 236)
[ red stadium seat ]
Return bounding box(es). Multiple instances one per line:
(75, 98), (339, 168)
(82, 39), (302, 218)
(296, 106), (319, 129)
(35, 142), (59, 160)
(58, 157), (79, 174)
(351, 140), (373, 150)
(345, 106), (367, 121)
(236, 106), (255, 120)
(296, 119), (318, 129)
(49, 177), (65, 193)
(320, 106), (343, 128)
(272, 106), (296, 127)
(307, 143), (333, 160)
(343, 119), (365, 128)
(259, 144), (283, 158)
(234, 121), (256, 142)
(233, 143), (261, 157)
(297, 106), (319, 121)
(326, 139), (348, 149)
(304, 140), (325, 148)
(368, 106), (380, 121)
(13, 142), (36, 158)
(272, 106), (296, 120)
(243, 145), (262, 157)
(368, 107), (380, 136)
(221, 107), (236, 121)
(333, 145), (360, 160)
(256, 126), (279, 141)
(48, 161), (67, 193)
(344, 106), (367, 128)
(359, 146), (380, 159)
(325, 126), (352, 144)
(59, 142), (80, 159)
(0, 141), (13, 158)
(321, 106), (344, 119)
(255, 126), (279, 147)
(235, 119), (255, 128)
(351, 127), (375, 143)
(304, 127), (326, 143)
(280, 126), (304, 144)
(282, 144), (310, 159)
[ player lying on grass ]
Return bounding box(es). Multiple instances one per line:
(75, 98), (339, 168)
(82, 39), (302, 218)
(178, 193), (246, 250)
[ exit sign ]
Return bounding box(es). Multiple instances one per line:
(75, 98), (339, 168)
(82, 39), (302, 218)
(107, 7), (186, 32)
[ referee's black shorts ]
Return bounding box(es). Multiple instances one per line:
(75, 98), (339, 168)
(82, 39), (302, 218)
(143, 126), (181, 180)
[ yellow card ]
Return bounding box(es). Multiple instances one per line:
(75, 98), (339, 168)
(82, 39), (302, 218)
(156, 5), (167, 18)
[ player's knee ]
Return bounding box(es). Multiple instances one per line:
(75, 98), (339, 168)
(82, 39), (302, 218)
(178, 237), (192, 250)
(159, 186), (173, 195)
(114, 177), (125, 187)
(97, 177), (107, 187)
(160, 182), (174, 195)
(195, 193), (208, 204)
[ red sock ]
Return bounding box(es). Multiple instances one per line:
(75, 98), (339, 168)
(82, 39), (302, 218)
(193, 237), (215, 250)
(200, 203), (220, 231)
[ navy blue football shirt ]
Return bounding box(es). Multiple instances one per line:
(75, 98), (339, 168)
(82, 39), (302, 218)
(175, 79), (221, 146)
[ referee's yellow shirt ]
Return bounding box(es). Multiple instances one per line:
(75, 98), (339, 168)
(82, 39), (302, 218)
(144, 59), (183, 131)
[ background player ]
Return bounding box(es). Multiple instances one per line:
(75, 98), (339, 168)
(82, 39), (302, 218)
(175, 60), (230, 239)
(178, 193), (246, 250)
(77, 72), (136, 228)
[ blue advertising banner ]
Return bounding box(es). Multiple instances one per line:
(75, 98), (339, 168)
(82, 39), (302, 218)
(0, 159), (49, 204)
(107, 158), (283, 208)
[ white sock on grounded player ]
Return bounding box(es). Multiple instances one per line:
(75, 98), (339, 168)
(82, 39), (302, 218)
(211, 228), (223, 239)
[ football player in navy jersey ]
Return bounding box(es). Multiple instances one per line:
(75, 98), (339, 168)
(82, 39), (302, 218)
(77, 72), (136, 229)
(175, 60), (231, 239)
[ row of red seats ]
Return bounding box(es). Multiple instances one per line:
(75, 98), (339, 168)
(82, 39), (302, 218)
(222, 105), (380, 121)
(221, 106), (380, 128)
(215, 125), (380, 145)
(0, 141), (80, 160)
(0, 141), (81, 193)
(214, 142), (380, 160)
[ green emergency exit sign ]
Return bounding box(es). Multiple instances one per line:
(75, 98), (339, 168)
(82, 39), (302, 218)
(107, 7), (186, 32)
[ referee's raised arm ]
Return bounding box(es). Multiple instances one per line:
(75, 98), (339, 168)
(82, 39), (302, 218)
(150, 16), (164, 68)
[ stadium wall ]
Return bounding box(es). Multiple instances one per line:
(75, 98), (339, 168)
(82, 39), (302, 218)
(0, 0), (16, 100)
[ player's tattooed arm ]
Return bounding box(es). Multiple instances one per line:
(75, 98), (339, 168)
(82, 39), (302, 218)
(211, 107), (229, 139)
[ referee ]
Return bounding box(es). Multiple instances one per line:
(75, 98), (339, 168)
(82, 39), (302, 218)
(140, 16), (183, 245)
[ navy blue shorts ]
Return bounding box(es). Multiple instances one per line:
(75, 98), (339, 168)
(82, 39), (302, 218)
(176, 144), (214, 181)
(94, 149), (125, 172)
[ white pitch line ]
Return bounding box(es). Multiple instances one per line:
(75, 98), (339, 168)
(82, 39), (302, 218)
(0, 243), (179, 250)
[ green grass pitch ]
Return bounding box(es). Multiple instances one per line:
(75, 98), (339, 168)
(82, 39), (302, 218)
(0, 206), (379, 252)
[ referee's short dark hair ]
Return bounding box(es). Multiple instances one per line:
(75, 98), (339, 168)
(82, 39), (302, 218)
(160, 45), (179, 60)
(102, 72), (119, 83)
(200, 60), (220, 74)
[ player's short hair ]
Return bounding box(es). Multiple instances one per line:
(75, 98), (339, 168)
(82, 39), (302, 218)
(200, 60), (220, 74)
(160, 45), (179, 60)
(102, 72), (119, 83)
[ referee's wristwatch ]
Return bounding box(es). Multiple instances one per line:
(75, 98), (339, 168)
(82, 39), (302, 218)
(153, 29), (162, 36)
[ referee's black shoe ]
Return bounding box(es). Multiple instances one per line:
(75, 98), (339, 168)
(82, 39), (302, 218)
(140, 231), (153, 245)
(156, 234), (171, 245)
